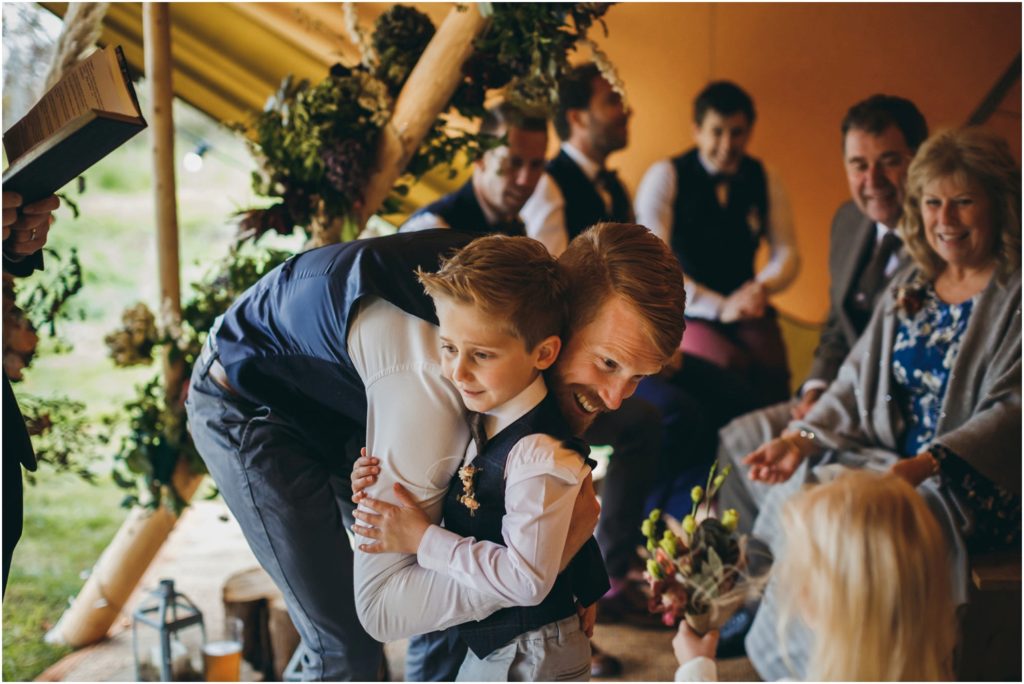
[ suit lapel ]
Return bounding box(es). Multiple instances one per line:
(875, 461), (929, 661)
(835, 215), (876, 305)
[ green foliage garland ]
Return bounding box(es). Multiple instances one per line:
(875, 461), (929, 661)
(240, 3), (618, 241)
(106, 243), (292, 510)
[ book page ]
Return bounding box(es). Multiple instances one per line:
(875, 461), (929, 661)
(3, 47), (138, 163)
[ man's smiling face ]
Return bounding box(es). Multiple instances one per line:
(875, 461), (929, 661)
(548, 295), (664, 434)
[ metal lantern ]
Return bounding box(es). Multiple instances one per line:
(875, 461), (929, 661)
(132, 579), (206, 681)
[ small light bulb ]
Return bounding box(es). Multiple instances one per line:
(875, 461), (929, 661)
(183, 152), (204, 173)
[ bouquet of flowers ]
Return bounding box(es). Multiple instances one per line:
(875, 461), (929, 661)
(640, 463), (749, 634)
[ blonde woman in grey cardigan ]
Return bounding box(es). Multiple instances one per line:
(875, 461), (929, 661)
(737, 127), (1021, 681)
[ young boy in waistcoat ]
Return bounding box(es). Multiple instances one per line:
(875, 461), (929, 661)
(351, 234), (607, 681)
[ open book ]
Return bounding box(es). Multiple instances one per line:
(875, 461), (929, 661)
(2, 45), (147, 202)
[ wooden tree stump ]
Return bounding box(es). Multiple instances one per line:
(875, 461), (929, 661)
(222, 567), (299, 681)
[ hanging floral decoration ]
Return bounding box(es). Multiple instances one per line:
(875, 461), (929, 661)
(237, 3), (619, 244)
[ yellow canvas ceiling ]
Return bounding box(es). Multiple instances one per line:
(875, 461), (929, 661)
(40, 2), (456, 128)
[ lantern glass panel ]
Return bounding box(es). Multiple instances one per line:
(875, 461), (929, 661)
(132, 579), (206, 681)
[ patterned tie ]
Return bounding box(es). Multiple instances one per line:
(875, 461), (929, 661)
(467, 411), (488, 455)
(853, 231), (903, 310)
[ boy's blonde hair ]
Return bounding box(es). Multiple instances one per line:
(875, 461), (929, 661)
(417, 234), (566, 350)
(776, 470), (956, 681)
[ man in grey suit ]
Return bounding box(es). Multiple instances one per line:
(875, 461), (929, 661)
(716, 94), (929, 535)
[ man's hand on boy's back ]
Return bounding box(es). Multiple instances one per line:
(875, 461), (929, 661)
(349, 451), (600, 569)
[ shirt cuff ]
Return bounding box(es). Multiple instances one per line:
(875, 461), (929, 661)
(674, 656), (719, 682)
(798, 379), (828, 398)
(417, 524), (461, 573)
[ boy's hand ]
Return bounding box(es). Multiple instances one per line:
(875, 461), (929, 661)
(350, 448), (380, 503)
(352, 483), (431, 555)
(672, 624), (719, 666)
(559, 474), (600, 571)
(576, 601), (596, 638)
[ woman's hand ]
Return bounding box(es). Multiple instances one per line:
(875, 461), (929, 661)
(890, 452), (939, 487)
(351, 483), (431, 555)
(350, 448), (380, 504)
(742, 434), (808, 484)
(672, 623), (719, 667)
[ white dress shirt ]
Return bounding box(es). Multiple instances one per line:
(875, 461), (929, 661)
(634, 155), (799, 320)
(417, 374), (591, 606)
(348, 297), (517, 642)
(521, 142), (616, 257)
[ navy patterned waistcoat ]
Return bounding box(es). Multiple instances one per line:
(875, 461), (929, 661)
(444, 392), (610, 657)
(214, 230), (472, 443)
(670, 148), (768, 298)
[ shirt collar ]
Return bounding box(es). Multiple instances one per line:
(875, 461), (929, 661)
(561, 142), (603, 181)
(697, 151), (720, 177)
(480, 374), (548, 439)
(471, 173), (503, 226)
(875, 222), (896, 243)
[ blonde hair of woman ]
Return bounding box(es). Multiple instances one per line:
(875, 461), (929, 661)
(775, 470), (957, 680)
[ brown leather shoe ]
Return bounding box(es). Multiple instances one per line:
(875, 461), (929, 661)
(590, 642), (623, 678)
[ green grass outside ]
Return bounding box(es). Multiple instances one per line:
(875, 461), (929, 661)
(2, 473), (130, 682)
(3, 97), (258, 681)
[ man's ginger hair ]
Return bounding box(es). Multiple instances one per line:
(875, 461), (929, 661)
(558, 223), (687, 362)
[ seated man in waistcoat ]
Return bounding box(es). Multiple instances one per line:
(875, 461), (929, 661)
(184, 222), (686, 680)
(636, 81), (799, 407)
(712, 95), (927, 658)
(400, 102), (547, 237)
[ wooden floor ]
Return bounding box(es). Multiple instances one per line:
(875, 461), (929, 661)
(36, 500), (759, 682)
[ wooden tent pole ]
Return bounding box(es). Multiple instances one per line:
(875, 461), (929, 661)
(45, 3), (203, 648)
(357, 4), (489, 225)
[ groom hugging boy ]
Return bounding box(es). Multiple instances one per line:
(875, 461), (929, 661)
(352, 234), (608, 681)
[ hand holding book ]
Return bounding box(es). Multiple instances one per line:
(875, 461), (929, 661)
(2, 45), (146, 203)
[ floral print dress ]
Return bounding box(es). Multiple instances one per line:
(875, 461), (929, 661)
(892, 284), (975, 457)
(892, 283), (1019, 551)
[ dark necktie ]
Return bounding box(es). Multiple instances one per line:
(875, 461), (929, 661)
(596, 169), (633, 223)
(467, 411), (488, 455)
(852, 231), (903, 310)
